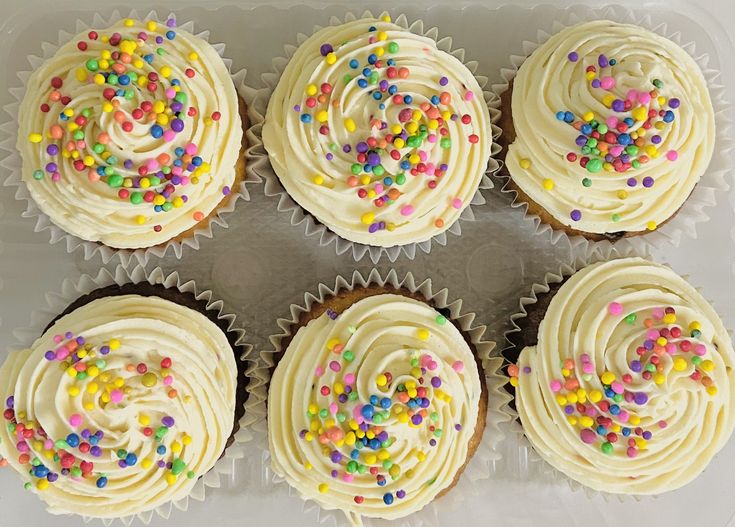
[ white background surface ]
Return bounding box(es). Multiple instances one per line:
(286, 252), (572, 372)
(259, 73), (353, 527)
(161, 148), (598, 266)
(0, 0), (734, 526)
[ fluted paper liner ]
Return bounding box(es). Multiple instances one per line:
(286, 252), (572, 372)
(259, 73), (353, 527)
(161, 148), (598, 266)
(491, 5), (734, 254)
(4, 264), (267, 525)
(246, 11), (502, 264)
(260, 268), (510, 526)
(0, 9), (261, 267)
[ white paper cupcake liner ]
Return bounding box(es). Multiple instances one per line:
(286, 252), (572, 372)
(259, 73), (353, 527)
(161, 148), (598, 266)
(259, 268), (511, 527)
(0, 9), (261, 268)
(500, 243), (733, 500)
(5, 264), (267, 525)
(491, 5), (734, 254)
(247, 11), (502, 264)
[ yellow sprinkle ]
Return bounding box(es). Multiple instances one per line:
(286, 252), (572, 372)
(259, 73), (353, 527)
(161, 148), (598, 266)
(138, 414), (151, 426)
(582, 111), (595, 122)
(36, 479), (49, 491)
(689, 321), (702, 331)
(377, 31), (388, 41)
(93, 73), (106, 85)
(188, 51), (199, 61)
(28, 133), (43, 143)
(509, 377), (519, 387)
(519, 158), (531, 169)
(84, 402), (94, 411)
(146, 21), (157, 31)
(635, 438), (648, 450)
(160, 66), (172, 78)
(566, 392), (578, 404)
(376, 374), (387, 387)
(405, 121), (418, 134)
(600, 371), (616, 385)
(102, 102), (114, 113)
(653, 372), (666, 385)
(579, 416), (594, 428)
(589, 390), (603, 403)
(386, 222), (396, 232)
(303, 462), (312, 470)
(398, 413), (409, 424)
(173, 196), (185, 208)
(344, 118), (356, 132)
(556, 394), (567, 406)
(86, 382), (99, 394)
(646, 221), (657, 231)
(142, 458), (153, 469)
(707, 385), (718, 396)
(87, 366), (99, 377)
(365, 453), (377, 465)
(656, 337), (668, 346)
(318, 483), (329, 493)
(109, 339), (120, 351)
(542, 178), (554, 190)
(408, 153), (420, 165)
(304, 432), (313, 441)
(325, 52), (337, 65)
(344, 432), (356, 446)
(75, 68), (88, 82)
(602, 94), (615, 107)
(135, 215), (146, 225)
(171, 441), (182, 454)
(567, 416), (578, 426)
(561, 368), (571, 378)
(313, 175), (324, 185)
(65, 366), (78, 378)
(631, 106), (648, 122)
(67, 386), (80, 397)
(123, 18), (134, 27)
(576, 389), (587, 403)
(361, 212), (375, 225)
(382, 14), (392, 22)
(662, 313), (676, 324)
(417, 329), (430, 341)
(673, 358), (687, 371)
(617, 190), (628, 200)
(316, 110), (329, 123)
(701, 360), (715, 372)
(166, 473), (177, 486)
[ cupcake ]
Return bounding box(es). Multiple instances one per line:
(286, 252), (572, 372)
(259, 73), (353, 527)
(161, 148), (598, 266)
(0, 282), (244, 519)
(268, 286), (488, 523)
(17, 16), (246, 250)
(506, 257), (735, 494)
(500, 20), (715, 240)
(262, 14), (493, 249)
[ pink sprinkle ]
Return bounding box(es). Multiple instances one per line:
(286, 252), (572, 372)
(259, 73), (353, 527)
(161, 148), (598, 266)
(329, 403), (338, 414)
(609, 146), (624, 157)
(146, 159), (160, 171)
(626, 447), (638, 458)
(427, 134), (437, 143)
(658, 420), (668, 428)
(400, 205), (414, 216)
(600, 76), (615, 90)
(163, 375), (173, 386)
(638, 92), (652, 105)
(179, 176), (190, 186)
(580, 429), (596, 444)
(342, 474), (354, 483)
(69, 414), (83, 427)
(329, 361), (341, 372)
(618, 410), (629, 423)
(418, 150), (428, 162)
(315, 366), (325, 377)
(582, 363), (594, 374)
(608, 302), (623, 316)
(352, 405), (363, 419)
(694, 344), (707, 356)
(626, 89), (639, 102)
(344, 373), (355, 385)
(666, 343), (677, 355)
(53, 335), (63, 344)
(425, 163), (436, 175)
(550, 380), (562, 392)
(420, 354), (432, 367)
(647, 329), (660, 340)
(428, 360), (438, 371)
(464, 91), (474, 101)
(44, 439), (54, 450)
(56, 347), (70, 361)
(606, 116), (619, 128)
(652, 308), (664, 320)
(110, 390), (123, 404)
(586, 406), (597, 417)
(163, 130), (176, 142)
(374, 184), (384, 194)
(165, 88), (176, 99)
(16, 441), (29, 453)
(666, 150), (678, 161)
(611, 381), (625, 394)
(185, 143), (197, 155)
(52, 173), (61, 182)
(580, 353), (590, 363)
(451, 198), (462, 209)
(452, 361), (464, 373)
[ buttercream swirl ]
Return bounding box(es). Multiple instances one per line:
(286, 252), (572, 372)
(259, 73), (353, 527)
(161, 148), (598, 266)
(263, 16), (492, 247)
(18, 17), (242, 248)
(511, 258), (735, 494)
(269, 294), (483, 524)
(0, 294), (238, 518)
(507, 21), (715, 234)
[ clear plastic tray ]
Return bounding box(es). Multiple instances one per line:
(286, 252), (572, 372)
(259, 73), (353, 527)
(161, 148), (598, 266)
(0, 1), (733, 527)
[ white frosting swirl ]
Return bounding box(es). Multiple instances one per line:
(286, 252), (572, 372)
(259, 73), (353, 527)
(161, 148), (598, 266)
(512, 258), (735, 494)
(0, 294), (238, 518)
(263, 17), (492, 247)
(18, 18), (242, 248)
(507, 21), (715, 235)
(269, 294), (483, 523)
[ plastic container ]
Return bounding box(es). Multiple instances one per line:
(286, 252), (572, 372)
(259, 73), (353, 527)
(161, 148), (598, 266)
(0, 2), (733, 527)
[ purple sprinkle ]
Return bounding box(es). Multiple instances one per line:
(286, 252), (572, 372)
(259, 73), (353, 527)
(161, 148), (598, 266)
(47, 473), (59, 483)
(118, 460), (128, 468)
(44, 351), (56, 361)
(651, 135), (662, 145)
(156, 36), (164, 44)
(61, 469), (70, 476)
(342, 144), (351, 153)
(439, 76), (448, 86)
(158, 460), (166, 468)
(46, 162), (58, 173)
(368, 223), (379, 234)
(439, 164), (448, 172)
(575, 135), (587, 147)
(330, 451), (342, 463)
(171, 102), (183, 113)
(429, 439), (437, 447)
(612, 99), (625, 112)
(591, 79), (601, 88)
(293, 105), (301, 112)
(331, 469), (338, 478)
(642, 177), (654, 188)
(568, 51), (579, 62)
(76, 336), (85, 345)
(90, 446), (102, 457)
(356, 142), (369, 154)
(378, 221), (386, 230)
(222, 186), (231, 196)
(367, 152), (381, 166)
(298, 430), (306, 439)
(455, 424), (462, 431)
(621, 154), (631, 164)
(644, 340), (654, 350)
(669, 98), (680, 109)
(627, 178), (637, 187)
(605, 154), (614, 163)
(100, 346), (110, 355)
(379, 80), (389, 91)
(46, 144), (59, 156)
(642, 430), (652, 440)
(123, 159), (134, 169)
(81, 429), (90, 439)
(523, 366), (532, 374)
(162, 416), (175, 427)
(431, 376), (442, 388)
(634, 392), (648, 405)
(6, 396), (14, 409)
(65, 332), (73, 339)
(166, 18), (176, 28)
(396, 490), (406, 499)
(598, 54), (608, 68)
(326, 153), (333, 161)
(570, 209), (582, 221)
(171, 119), (185, 133)
(181, 195), (188, 203)
(377, 431), (388, 442)
(320, 43), (333, 56)
(344, 385), (352, 394)
(630, 360), (642, 373)
(166, 462), (173, 470)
